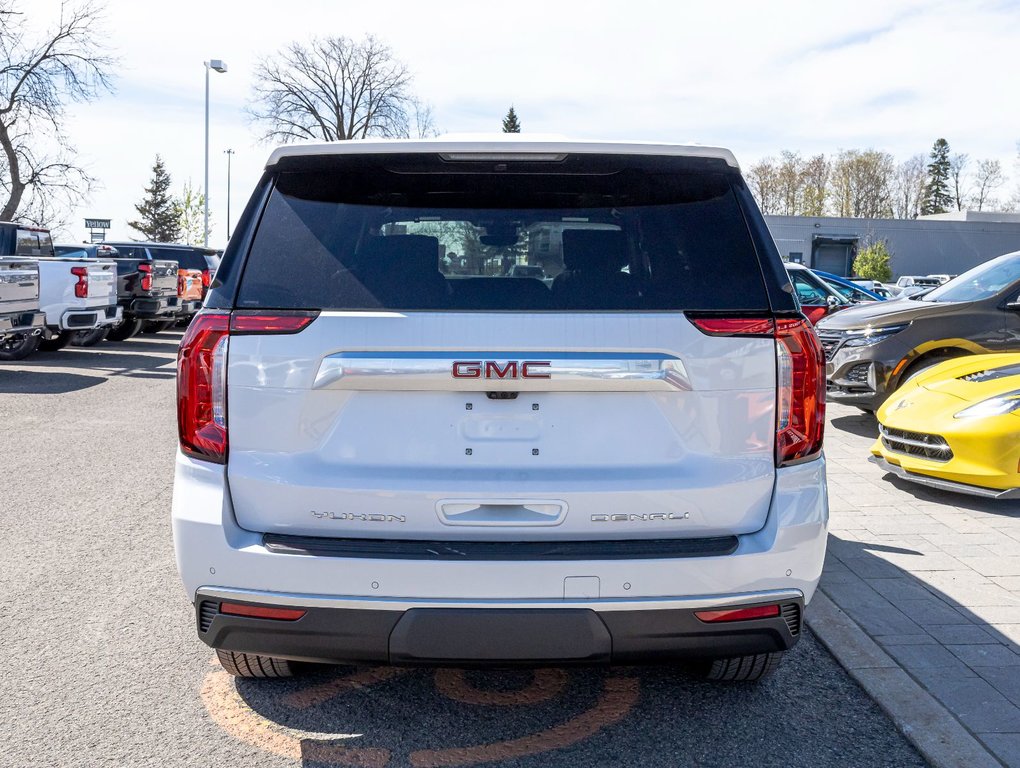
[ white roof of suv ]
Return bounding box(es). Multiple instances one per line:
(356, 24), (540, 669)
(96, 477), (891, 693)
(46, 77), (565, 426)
(265, 135), (740, 169)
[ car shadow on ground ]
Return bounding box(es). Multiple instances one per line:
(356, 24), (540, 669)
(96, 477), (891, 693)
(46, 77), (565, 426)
(0, 370), (107, 394)
(4, 348), (177, 387)
(197, 623), (928, 767)
(820, 532), (1020, 766)
(874, 472), (1020, 517)
(829, 411), (880, 439)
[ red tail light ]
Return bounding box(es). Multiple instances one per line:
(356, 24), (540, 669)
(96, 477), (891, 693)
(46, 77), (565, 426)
(177, 310), (318, 464)
(695, 604), (780, 623)
(775, 317), (825, 466)
(177, 274), (186, 296)
(689, 313), (825, 467)
(138, 262), (153, 292)
(178, 312), (230, 463)
(71, 266), (88, 298)
(201, 269), (211, 288)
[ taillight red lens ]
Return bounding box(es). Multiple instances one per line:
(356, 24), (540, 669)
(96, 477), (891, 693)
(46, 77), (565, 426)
(219, 602), (306, 621)
(178, 312), (230, 463)
(177, 274), (186, 296)
(138, 262), (153, 292)
(201, 269), (211, 288)
(695, 604), (781, 623)
(71, 266), (88, 298)
(688, 317), (775, 336)
(775, 317), (825, 466)
(230, 313), (317, 334)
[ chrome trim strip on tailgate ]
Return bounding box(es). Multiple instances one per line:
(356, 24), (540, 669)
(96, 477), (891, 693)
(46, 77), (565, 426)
(196, 586), (804, 612)
(313, 351), (691, 391)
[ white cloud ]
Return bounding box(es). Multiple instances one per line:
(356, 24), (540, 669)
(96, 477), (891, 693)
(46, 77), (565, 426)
(18, 0), (1020, 240)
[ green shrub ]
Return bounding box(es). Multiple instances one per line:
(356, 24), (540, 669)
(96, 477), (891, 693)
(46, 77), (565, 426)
(853, 242), (893, 282)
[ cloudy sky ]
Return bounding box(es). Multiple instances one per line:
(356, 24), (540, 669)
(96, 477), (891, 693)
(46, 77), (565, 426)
(26, 0), (1020, 242)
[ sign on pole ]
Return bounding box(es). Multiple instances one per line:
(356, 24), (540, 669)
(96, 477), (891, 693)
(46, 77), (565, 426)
(85, 218), (111, 244)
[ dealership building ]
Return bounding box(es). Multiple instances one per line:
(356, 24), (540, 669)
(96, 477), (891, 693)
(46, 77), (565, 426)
(765, 211), (1020, 278)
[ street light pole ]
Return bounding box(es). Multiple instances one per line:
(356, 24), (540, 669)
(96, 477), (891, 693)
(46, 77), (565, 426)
(203, 59), (227, 247)
(224, 149), (235, 240)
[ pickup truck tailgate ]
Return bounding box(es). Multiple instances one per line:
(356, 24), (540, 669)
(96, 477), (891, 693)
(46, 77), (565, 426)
(0, 257), (40, 315)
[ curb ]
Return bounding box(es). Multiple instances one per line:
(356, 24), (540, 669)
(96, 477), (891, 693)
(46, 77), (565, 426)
(806, 591), (1003, 768)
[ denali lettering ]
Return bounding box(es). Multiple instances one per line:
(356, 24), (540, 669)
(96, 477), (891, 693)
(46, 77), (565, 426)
(591, 513), (690, 522)
(452, 360), (552, 379)
(312, 511), (407, 523)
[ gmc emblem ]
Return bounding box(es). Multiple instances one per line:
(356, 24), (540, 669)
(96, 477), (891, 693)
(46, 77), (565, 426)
(451, 360), (552, 379)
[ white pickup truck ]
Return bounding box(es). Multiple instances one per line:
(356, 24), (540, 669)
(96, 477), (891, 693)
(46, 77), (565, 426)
(0, 256), (46, 361)
(0, 226), (122, 353)
(33, 257), (122, 351)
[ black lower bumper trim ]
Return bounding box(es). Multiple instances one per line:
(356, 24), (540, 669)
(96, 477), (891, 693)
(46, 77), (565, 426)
(196, 597), (804, 665)
(261, 533), (739, 561)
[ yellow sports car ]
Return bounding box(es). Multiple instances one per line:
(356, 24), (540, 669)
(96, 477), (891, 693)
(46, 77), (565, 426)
(870, 353), (1020, 499)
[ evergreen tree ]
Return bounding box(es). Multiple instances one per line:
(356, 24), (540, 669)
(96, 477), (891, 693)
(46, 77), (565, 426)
(502, 106), (521, 133)
(128, 155), (181, 242)
(920, 139), (953, 215)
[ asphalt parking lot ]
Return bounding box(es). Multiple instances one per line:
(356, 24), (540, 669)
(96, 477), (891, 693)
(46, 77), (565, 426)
(0, 333), (928, 768)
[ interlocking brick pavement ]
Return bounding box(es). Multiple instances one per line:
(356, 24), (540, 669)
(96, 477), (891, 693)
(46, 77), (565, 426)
(823, 403), (1020, 766)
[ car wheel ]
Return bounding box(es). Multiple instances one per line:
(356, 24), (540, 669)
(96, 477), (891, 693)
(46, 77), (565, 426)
(38, 331), (73, 352)
(71, 327), (109, 347)
(702, 651), (783, 682)
(0, 332), (41, 361)
(215, 649), (298, 678)
(141, 320), (176, 334)
(106, 319), (143, 342)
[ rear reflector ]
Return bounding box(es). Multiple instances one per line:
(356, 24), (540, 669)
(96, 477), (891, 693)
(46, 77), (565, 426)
(219, 602), (306, 621)
(695, 604), (781, 623)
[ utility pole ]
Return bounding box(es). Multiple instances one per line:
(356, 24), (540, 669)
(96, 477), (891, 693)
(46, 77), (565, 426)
(224, 149), (235, 240)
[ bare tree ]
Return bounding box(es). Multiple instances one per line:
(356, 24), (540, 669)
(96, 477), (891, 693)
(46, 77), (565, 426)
(800, 154), (829, 216)
(830, 149), (895, 218)
(248, 35), (430, 143)
(747, 156), (781, 215)
(949, 153), (970, 211)
(776, 150), (804, 215)
(891, 154), (926, 219)
(0, 1), (114, 223)
(971, 159), (1005, 211)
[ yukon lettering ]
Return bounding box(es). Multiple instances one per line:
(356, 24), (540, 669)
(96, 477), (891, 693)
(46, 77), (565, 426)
(312, 511), (407, 523)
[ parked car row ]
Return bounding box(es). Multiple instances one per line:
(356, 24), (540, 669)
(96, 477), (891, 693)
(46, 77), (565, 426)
(814, 250), (1020, 499)
(0, 222), (218, 361)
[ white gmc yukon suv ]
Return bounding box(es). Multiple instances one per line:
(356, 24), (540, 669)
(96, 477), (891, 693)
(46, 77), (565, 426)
(173, 137), (828, 682)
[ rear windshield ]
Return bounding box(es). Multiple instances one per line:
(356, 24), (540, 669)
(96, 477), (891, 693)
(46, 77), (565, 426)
(237, 165), (770, 312)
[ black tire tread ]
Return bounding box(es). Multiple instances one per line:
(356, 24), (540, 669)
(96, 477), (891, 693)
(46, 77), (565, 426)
(215, 649), (296, 678)
(704, 651), (783, 682)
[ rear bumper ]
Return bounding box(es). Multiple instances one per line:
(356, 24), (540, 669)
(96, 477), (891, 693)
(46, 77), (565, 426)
(177, 300), (202, 316)
(125, 295), (178, 319)
(195, 587), (804, 665)
(173, 454), (827, 663)
(0, 311), (45, 339)
(57, 304), (122, 331)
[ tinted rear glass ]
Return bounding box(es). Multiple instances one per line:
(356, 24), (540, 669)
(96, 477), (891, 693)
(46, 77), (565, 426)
(237, 162), (770, 312)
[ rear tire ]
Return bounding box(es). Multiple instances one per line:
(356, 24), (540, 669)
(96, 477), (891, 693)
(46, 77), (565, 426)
(0, 332), (40, 361)
(106, 318), (142, 342)
(141, 320), (176, 334)
(702, 651), (783, 682)
(71, 327), (109, 347)
(215, 649), (298, 678)
(39, 331), (73, 352)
